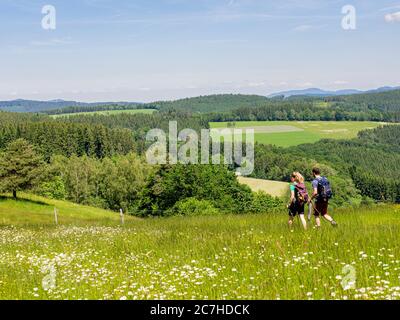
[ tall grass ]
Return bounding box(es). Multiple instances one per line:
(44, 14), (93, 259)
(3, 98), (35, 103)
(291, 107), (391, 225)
(0, 196), (399, 300)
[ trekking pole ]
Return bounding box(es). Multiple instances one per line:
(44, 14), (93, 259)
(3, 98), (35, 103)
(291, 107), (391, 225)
(310, 201), (323, 217)
(310, 201), (332, 225)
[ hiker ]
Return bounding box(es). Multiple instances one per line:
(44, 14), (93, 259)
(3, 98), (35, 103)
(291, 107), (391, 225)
(288, 172), (308, 230)
(310, 167), (338, 227)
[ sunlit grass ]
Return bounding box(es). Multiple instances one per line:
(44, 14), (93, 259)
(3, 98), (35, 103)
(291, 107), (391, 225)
(0, 196), (399, 300)
(209, 121), (388, 147)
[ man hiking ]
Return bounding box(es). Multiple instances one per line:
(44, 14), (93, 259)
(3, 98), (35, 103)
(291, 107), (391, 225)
(288, 172), (308, 230)
(310, 167), (338, 228)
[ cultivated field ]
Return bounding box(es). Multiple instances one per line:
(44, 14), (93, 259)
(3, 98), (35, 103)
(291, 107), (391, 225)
(210, 121), (386, 147)
(238, 177), (288, 197)
(50, 109), (156, 118)
(1, 194), (399, 300)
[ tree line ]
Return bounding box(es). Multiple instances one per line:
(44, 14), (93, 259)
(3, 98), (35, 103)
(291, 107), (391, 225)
(0, 118), (135, 161)
(0, 139), (283, 215)
(44, 103), (151, 115)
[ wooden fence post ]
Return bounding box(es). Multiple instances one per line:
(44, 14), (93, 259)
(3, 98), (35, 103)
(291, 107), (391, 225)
(120, 208), (124, 225)
(54, 207), (58, 225)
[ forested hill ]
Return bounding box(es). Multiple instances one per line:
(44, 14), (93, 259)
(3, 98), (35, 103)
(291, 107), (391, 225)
(146, 94), (269, 113)
(326, 89), (400, 113)
(0, 99), (140, 113)
(4, 89), (400, 119)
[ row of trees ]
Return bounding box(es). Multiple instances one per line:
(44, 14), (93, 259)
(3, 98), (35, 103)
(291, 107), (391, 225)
(206, 104), (391, 123)
(0, 139), (283, 215)
(44, 103), (150, 115)
(0, 121), (135, 160)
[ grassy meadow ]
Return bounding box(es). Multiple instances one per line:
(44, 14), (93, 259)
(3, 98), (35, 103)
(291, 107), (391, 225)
(238, 177), (288, 197)
(210, 121), (386, 147)
(1, 194), (399, 300)
(50, 109), (156, 118)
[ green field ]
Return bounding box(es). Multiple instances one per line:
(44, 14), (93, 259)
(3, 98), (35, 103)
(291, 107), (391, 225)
(210, 121), (387, 147)
(1, 194), (399, 300)
(51, 109), (156, 118)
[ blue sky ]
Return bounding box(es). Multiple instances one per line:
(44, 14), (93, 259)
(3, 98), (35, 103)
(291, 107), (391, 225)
(0, 0), (399, 102)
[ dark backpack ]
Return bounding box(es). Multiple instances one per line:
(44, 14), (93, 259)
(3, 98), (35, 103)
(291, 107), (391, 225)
(295, 183), (309, 204)
(317, 177), (333, 201)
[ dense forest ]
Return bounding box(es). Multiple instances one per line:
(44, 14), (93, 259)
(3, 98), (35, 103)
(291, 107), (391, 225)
(41, 90), (400, 123)
(0, 118), (135, 161)
(1, 89), (400, 216)
(44, 103), (150, 115)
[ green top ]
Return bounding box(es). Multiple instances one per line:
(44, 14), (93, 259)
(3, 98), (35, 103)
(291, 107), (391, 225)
(289, 183), (297, 192)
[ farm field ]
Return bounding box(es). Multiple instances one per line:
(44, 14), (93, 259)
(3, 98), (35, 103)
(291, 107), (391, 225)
(238, 177), (288, 197)
(209, 121), (387, 147)
(1, 194), (399, 300)
(50, 109), (156, 118)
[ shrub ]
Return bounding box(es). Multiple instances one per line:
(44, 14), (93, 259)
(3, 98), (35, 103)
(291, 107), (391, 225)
(167, 198), (220, 216)
(37, 176), (66, 200)
(247, 192), (284, 214)
(137, 164), (255, 216)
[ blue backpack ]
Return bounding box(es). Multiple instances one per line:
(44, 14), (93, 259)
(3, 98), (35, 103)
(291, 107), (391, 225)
(317, 177), (333, 201)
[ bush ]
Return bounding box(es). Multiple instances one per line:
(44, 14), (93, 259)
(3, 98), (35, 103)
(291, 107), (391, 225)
(167, 198), (220, 216)
(37, 176), (66, 200)
(247, 192), (284, 214)
(137, 164), (255, 216)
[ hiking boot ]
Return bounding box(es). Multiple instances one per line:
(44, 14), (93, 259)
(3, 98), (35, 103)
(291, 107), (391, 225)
(331, 220), (338, 227)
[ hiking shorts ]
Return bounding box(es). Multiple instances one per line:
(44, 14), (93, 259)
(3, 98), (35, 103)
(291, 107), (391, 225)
(289, 202), (305, 217)
(314, 200), (329, 216)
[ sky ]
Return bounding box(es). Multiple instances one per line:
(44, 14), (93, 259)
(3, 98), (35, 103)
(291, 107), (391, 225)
(0, 0), (399, 102)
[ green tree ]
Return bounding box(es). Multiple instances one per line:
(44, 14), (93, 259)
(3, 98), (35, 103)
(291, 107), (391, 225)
(0, 139), (44, 199)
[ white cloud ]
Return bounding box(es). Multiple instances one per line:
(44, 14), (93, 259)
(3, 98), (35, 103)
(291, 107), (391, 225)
(379, 5), (400, 12)
(293, 24), (313, 32)
(384, 11), (400, 22)
(30, 37), (76, 46)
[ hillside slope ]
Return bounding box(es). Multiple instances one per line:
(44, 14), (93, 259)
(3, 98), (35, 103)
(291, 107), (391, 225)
(0, 100), (140, 113)
(237, 177), (288, 197)
(148, 94), (269, 113)
(0, 193), (135, 226)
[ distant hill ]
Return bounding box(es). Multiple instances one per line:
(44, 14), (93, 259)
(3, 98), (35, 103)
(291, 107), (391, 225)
(148, 94), (269, 113)
(2, 86), (400, 115)
(0, 99), (141, 113)
(268, 86), (400, 98)
(326, 88), (400, 113)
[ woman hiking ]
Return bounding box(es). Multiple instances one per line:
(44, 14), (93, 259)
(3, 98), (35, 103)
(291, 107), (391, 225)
(288, 172), (309, 230)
